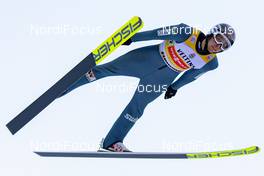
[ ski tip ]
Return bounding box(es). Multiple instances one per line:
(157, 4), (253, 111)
(132, 16), (141, 20)
(248, 146), (260, 154)
(130, 16), (144, 28)
(134, 16), (143, 22)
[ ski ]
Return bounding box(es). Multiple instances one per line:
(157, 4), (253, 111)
(6, 16), (144, 135)
(35, 146), (259, 159)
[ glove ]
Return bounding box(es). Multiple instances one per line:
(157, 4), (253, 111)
(164, 86), (177, 99)
(122, 38), (132, 45)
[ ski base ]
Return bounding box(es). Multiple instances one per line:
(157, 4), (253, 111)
(35, 146), (260, 159)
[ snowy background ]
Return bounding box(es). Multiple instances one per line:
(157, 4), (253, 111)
(0, 0), (263, 175)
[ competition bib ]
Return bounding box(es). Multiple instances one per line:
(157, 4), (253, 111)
(159, 29), (216, 72)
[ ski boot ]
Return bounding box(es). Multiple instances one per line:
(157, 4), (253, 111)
(98, 138), (132, 152)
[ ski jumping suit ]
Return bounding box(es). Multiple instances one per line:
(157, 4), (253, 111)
(57, 23), (219, 148)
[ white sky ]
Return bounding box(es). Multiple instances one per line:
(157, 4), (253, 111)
(0, 0), (263, 175)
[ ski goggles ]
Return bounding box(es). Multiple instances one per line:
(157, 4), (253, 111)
(212, 33), (232, 51)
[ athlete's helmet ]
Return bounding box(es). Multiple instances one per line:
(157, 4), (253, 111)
(207, 23), (236, 51)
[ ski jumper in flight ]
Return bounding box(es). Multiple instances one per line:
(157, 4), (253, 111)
(57, 23), (236, 152)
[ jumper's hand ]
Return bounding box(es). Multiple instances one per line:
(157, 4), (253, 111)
(164, 86), (177, 99)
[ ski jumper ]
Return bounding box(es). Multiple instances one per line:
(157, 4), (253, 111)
(57, 23), (219, 148)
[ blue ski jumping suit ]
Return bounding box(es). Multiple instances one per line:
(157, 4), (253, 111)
(57, 23), (219, 148)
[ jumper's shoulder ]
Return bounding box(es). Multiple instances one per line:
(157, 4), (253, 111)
(174, 23), (192, 35)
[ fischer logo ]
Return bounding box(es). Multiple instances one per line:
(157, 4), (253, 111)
(93, 18), (143, 62)
(187, 147), (259, 158)
(176, 49), (193, 67)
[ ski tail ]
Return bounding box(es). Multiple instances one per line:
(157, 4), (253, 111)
(6, 16), (144, 135)
(34, 146), (260, 159)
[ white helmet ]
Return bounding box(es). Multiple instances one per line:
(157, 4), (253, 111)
(208, 23), (236, 51)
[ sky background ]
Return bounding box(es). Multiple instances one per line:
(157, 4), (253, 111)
(0, 0), (263, 175)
